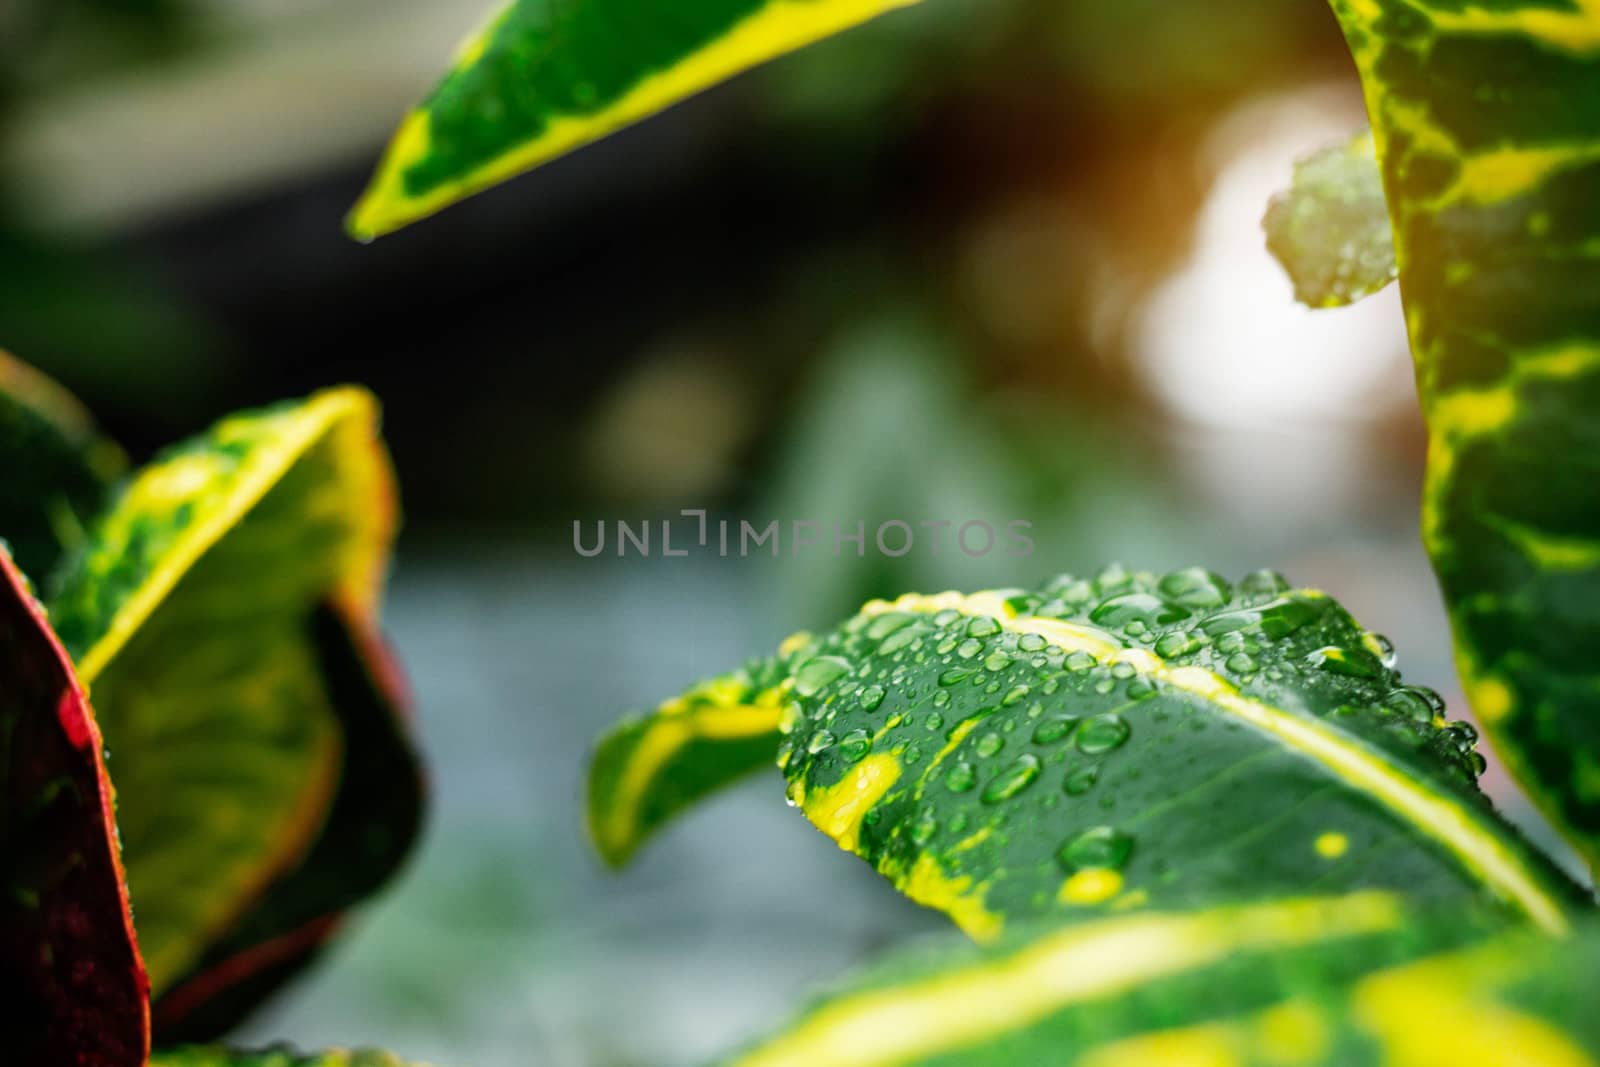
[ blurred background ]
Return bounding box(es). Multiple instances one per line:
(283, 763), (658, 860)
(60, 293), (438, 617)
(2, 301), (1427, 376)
(0, 1), (1575, 1064)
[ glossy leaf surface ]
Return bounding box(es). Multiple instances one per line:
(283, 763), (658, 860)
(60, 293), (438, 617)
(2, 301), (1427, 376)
(0, 350), (125, 580)
(588, 660), (788, 866)
(726, 894), (1600, 1067)
(349, 0), (922, 238)
(592, 568), (1585, 942)
(1329, 0), (1600, 875)
(46, 388), (402, 998)
(0, 547), (147, 1067)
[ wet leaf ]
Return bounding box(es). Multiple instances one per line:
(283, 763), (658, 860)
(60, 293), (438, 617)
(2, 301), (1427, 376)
(1264, 130), (1397, 308)
(590, 568), (1584, 941)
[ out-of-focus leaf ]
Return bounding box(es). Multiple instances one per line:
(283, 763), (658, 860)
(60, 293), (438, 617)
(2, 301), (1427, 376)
(0, 349), (125, 580)
(152, 602), (424, 1041)
(46, 389), (403, 1003)
(0, 546), (147, 1067)
(591, 568), (1585, 942)
(725, 894), (1600, 1067)
(348, 0), (923, 238)
(150, 1048), (438, 1067)
(588, 661), (789, 867)
(1264, 130), (1397, 308)
(1328, 0), (1600, 878)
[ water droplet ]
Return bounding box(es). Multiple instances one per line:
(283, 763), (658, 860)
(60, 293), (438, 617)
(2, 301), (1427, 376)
(966, 615), (1002, 638)
(1225, 652), (1258, 675)
(1090, 592), (1190, 631)
(1110, 661), (1136, 680)
(795, 656), (852, 697)
(1065, 651), (1097, 673)
(1063, 764), (1100, 796)
(1019, 633), (1048, 653)
(879, 625), (924, 655)
(923, 711), (945, 732)
(866, 612), (915, 640)
(1308, 646), (1381, 679)
(975, 732), (1005, 758)
(1005, 592), (1043, 615)
(1383, 688), (1435, 723)
(1126, 679), (1157, 701)
(982, 754), (1042, 803)
(957, 638), (984, 659)
(1002, 684), (1031, 707)
(910, 806), (939, 846)
(1093, 563), (1134, 595)
(1239, 569), (1290, 598)
(859, 685), (886, 712)
(1154, 631), (1197, 657)
(933, 690), (951, 708)
(1033, 717), (1078, 745)
(985, 651), (1013, 672)
(1057, 825), (1134, 871)
(939, 666), (974, 686)
(839, 729), (872, 763)
(1077, 714), (1131, 754)
(1158, 567), (1231, 609)
(945, 761), (977, 793)
(807, 730), (836, 754)
(1367, 632), (1398, 668)
(1258, 598), (1319, 639)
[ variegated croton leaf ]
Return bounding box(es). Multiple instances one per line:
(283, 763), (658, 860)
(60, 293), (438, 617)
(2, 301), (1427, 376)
(0, 352), (424, 1046)
(1263, 1), (1600, 879)
(41, 387), (423, 1033)
(347, 0), (923, 238)
(0, 546), (147, 1067)
(590, 568), (1587, 943)
(726, 893), (1600, 1067)
(598, 566), (1587, 940)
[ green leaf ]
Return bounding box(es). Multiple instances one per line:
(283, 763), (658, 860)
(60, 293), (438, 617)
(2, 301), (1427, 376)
(45, 388), (406, 1002)
(1327, 0), (1600, 875)
(348, 0), (922, 239)
(152, 602), (424, 1041)
(150, 1049), (437, 1067)
(0, 349), (126, 581)
(588, 660), (792, 866)
(1263, 130), (1398, 308)
(0, 546), (147, 1067)
(590, 568), (1586, 942)
(724, 893), (1600, 1067)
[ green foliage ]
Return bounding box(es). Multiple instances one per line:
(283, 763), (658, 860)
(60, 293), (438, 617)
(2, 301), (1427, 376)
(348, 0), (923, 238)
(0, 354), (425, 1066)
(1264, 131), (1395, 308)
(727, 895), (1599, 1066)
(531, 5), (1600, 1059)
(591, 570), (1584, 941)
(1293, 0), (1600, 881)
